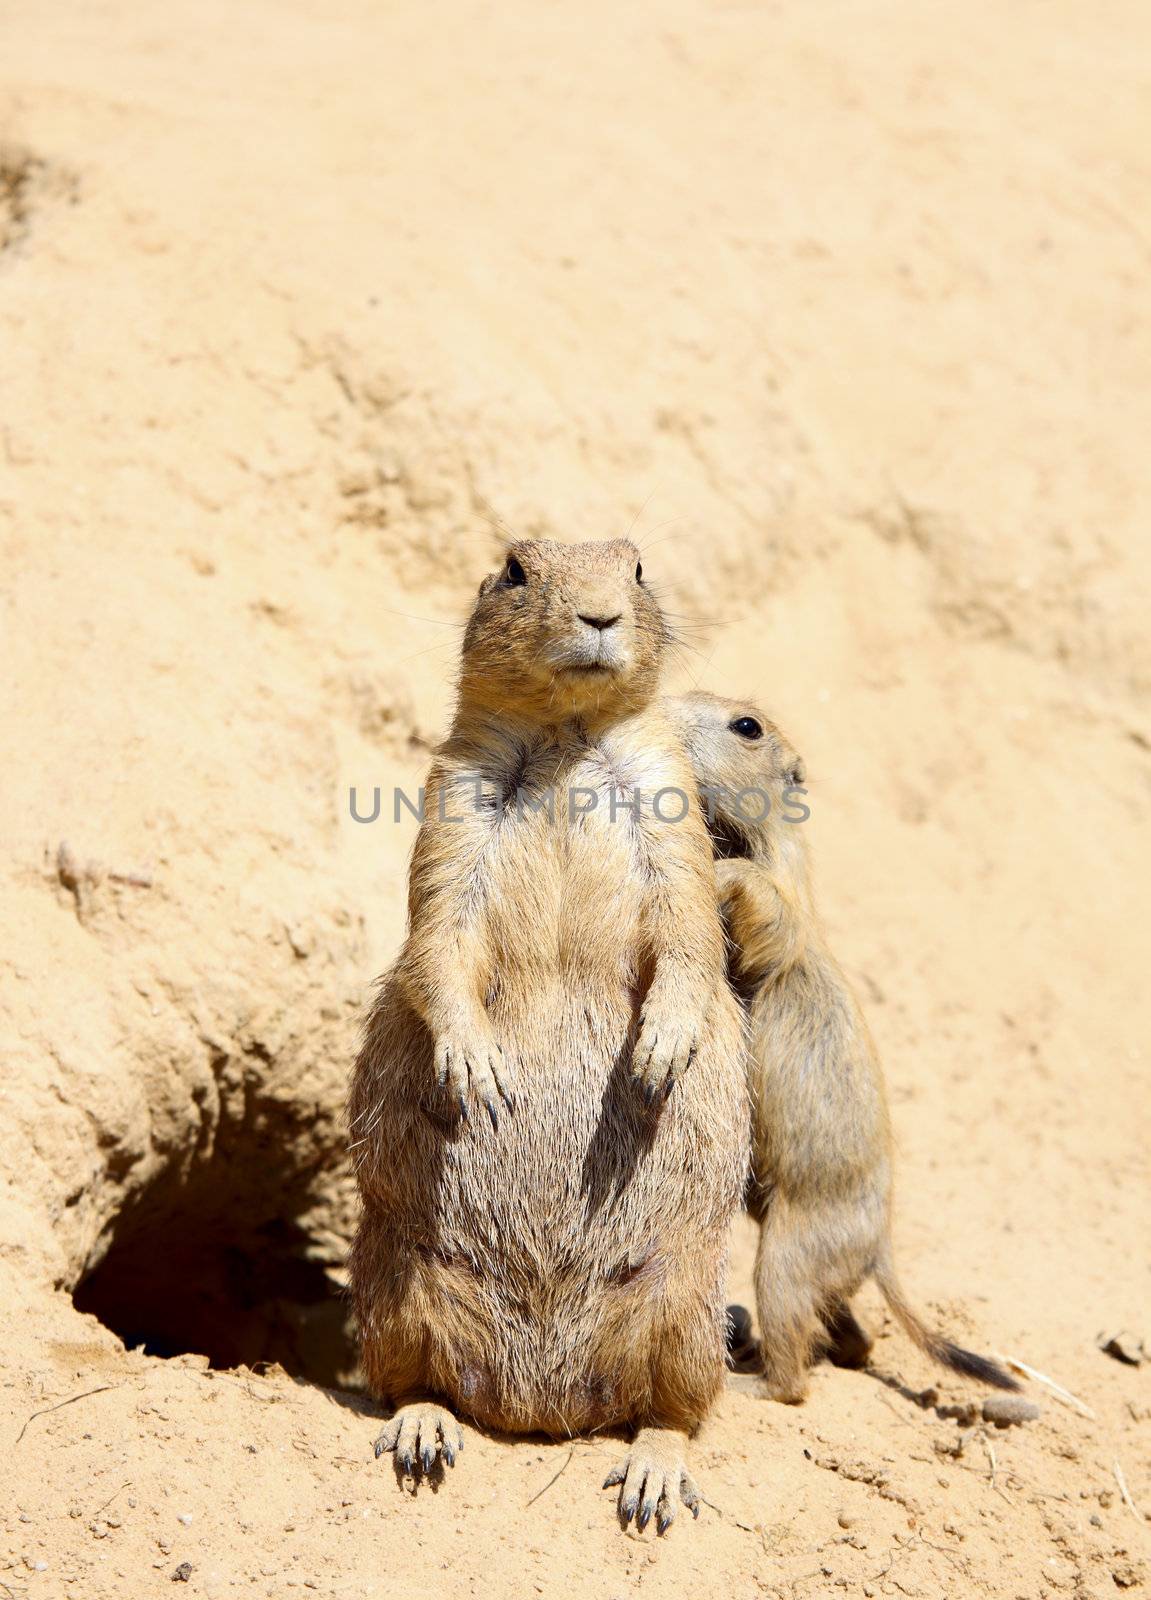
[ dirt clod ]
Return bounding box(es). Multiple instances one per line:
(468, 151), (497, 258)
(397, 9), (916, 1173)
(982, 1395), (1042, 1427)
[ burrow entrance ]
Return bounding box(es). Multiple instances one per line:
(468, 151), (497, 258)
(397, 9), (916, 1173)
(72, 1155), (360, 1389)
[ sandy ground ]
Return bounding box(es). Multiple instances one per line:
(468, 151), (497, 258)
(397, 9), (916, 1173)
(2, 0), (1150, 1595)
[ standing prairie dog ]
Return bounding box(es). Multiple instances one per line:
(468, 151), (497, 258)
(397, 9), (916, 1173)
(666, 691), (1018, 1403)
(349, 543), (748, 1533)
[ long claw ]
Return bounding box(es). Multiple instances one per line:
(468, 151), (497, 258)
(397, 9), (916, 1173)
(421, 1444), (435, 1473)
(373, 1418), (400, 1460)
(486, 1099), (499, 1131)
(603, 1467), (624, 1489)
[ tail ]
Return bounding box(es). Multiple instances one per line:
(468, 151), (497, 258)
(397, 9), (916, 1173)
(874, 1259), (1019, 1391)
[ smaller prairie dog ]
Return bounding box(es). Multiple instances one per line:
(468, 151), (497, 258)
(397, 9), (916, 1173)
(667, 691), (1018, 1403)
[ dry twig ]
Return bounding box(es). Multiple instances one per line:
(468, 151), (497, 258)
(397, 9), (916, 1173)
(15, 1384), (117, 1445)
(699, 1495), (760, 1534)
(526, 1447), (574, 1507)
(93, 1481), (132, 1517)
(1114, 1460), (1147, 1524)
(995, 1354), (1095, 1419)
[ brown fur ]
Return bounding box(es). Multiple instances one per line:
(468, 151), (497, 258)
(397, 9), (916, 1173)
(667, 691), (1018, 1403)
(349, 542), (748, 1530)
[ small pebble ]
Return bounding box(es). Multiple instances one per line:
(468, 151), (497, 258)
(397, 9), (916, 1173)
(172, 1563), (193, 1584)
(837, 1510), (857, 1529)
(176, 1514), (193, 1527)
(982, 1394), (1041, 1427)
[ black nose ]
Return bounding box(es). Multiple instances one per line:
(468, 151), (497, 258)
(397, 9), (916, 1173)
(578, 612), (621, 632)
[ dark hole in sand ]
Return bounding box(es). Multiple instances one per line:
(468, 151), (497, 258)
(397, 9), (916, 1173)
(73, 1177), (358, 1389)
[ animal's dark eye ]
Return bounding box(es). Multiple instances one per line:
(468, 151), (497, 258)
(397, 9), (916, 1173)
(635, 561), (643, 582)
(505, 556), (526, 586)
(730, 716), (763, 741)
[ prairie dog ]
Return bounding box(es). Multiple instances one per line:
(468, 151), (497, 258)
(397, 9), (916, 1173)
(349, 543), (748, 1532)
(666, 690), (1017, 1403)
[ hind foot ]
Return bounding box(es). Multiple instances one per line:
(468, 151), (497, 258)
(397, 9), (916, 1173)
(603, 1427), (700, 1534)
(762, 1375), (810, 1404)
(824, 1300), (873, 1370)
(759, 1354), (810, 1404)
(374, 1399), (464, 1475)
(726, 1303), (760, 1371)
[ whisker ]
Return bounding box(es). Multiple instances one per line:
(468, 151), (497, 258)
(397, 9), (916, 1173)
(687, 643), (719, 690)
(393, 638), (460, 667)
(636, 519), (691, 553)
(382, 606), (464, 629)
(624, 489), (658, 543)
(661, 613), (735, 632)
(473, 496), (523, 546)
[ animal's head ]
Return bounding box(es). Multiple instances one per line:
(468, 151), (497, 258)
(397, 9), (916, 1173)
(461, 539), (669, 720)
(666, 691), (807, 860)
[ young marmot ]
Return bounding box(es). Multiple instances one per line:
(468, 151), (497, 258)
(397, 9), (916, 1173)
(349, 543), (749, 1533)
(667, 691), (1017, 1404)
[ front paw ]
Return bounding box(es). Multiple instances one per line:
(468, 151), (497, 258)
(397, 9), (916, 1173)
(631, 1002), (700, 1102)
(433, 1024), (516, 1129)
(714, 858), (748, 893)
(714, 857), (750, 912)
